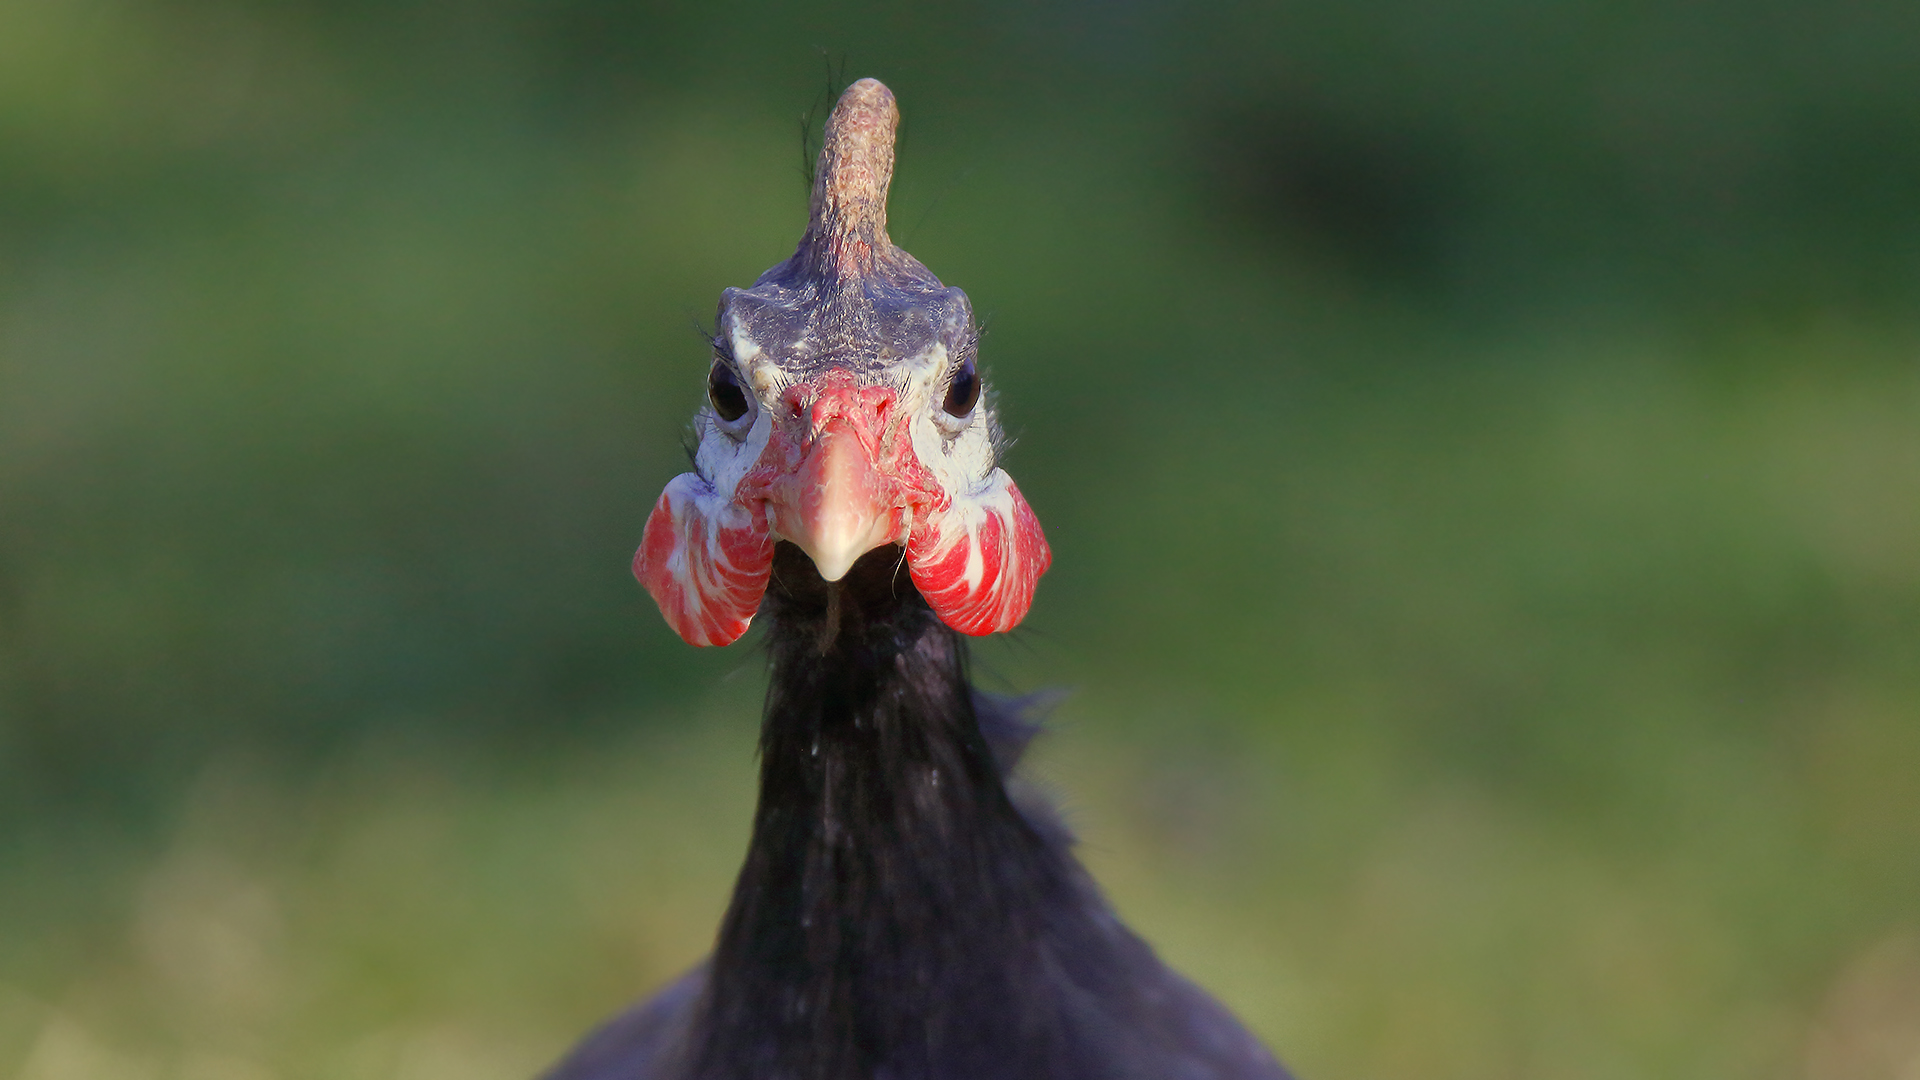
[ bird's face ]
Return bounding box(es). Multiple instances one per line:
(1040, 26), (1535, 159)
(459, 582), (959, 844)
(633, 80), (1049, 647)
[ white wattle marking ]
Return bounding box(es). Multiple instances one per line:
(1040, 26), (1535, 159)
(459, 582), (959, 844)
(961, 523), (984, 593)
(653, 470), (765, 640)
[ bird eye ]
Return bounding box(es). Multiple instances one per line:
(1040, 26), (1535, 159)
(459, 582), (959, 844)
(708, 360), (750, 423)
(943, 354), (979, 418)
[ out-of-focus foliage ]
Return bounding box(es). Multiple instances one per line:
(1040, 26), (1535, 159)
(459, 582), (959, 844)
(1, 1), (1917, 1078)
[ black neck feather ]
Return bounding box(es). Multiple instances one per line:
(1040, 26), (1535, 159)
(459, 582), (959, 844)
(691, 544), (1089, 1079)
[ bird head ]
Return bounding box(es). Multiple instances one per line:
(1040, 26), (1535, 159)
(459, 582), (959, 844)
(634, 78), (1050, 646)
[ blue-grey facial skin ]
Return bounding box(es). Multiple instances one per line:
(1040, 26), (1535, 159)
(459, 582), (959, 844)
(717, 259), (977, 388)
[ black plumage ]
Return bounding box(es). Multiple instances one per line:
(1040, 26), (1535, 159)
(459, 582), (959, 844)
(544, 78), (1291, 1080)
(545, 546), (1290, 1079)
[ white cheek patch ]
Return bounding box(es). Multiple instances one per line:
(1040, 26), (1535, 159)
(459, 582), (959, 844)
(900, 344), (995, 498)
(909, 407), (996, 497)
(696, 408), (773, 500)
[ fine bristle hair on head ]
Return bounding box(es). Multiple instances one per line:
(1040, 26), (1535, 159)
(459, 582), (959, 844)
(805, 78), (899, 278)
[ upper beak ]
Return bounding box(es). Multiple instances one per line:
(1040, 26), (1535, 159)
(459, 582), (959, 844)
(763, 379), (912, 581)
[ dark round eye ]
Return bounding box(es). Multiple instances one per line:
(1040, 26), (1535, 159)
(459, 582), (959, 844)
(708, 360), (750, 423)
(943, 354), (979, 418)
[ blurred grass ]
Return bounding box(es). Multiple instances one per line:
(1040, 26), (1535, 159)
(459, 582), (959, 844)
(3, 0), (1920, 1078)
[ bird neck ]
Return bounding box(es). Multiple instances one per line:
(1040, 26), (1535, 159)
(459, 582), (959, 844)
(693, 544), (1078, 1077)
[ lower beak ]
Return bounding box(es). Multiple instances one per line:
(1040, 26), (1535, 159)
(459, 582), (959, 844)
(766, 416), (907, 582)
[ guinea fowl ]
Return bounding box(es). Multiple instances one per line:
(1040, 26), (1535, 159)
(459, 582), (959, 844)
(544, 79), (1291, 1080)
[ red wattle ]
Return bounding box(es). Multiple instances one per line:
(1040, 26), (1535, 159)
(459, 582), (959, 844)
(634, 473), (775, 646)
(907, 471), (1050, 636)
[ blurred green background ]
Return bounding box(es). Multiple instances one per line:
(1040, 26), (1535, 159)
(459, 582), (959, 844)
(2, 0), (1918, 1077)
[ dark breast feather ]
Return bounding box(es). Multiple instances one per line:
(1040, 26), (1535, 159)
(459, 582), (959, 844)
(539, 623), (1291, 1080)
